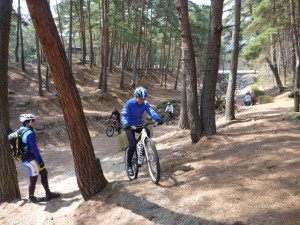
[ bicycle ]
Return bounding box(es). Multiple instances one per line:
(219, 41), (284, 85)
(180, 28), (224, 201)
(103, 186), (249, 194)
(106, 119), (122, 137)
(165, 112), (175, 125)
(124, 122), (162, 184)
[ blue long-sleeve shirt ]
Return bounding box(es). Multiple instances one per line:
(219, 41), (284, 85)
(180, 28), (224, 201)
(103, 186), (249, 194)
(121, 98), (161, 126)
(19, 126), (43, 164)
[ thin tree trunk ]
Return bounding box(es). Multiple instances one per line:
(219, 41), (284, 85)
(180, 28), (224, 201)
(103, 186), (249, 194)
(79, 0), (86, 64)
(15, 0), (20, 63)
(132, 0), (145, 88)
(225, 0), (241, 121)
(101, 0), (109, 92)
(68, 0), (73, 70)
(36, 34), (43, 96)
(56, 0), (65, 48)
(87, 0), (93, 68)
(20, 2), (25, 71)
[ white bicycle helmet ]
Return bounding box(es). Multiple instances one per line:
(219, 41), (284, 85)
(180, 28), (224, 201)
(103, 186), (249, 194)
(20, 113), (37, 122)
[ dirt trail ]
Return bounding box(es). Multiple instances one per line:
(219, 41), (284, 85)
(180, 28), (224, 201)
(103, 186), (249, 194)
(1, 91), (300, 225)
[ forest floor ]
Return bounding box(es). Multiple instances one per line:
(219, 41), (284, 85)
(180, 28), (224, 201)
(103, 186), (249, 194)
(1, 63), (300, 225)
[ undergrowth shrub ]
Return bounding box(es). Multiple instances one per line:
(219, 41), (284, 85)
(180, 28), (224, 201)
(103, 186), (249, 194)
(251, 83), (259, 92)
(258, 95), (273, 104)
(253, 89), (265, 97)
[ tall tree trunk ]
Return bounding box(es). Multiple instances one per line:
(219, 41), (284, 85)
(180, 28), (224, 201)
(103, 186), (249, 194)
(20, 2), (25, 71)
(0, 0), (21, 202)
(290, 0), (300, 89)
(132, 0), (145, 88)
(101, 0), (109, 92)
(174, 48), (181, 90)
(119, 0), (125, 89)
(79, 0), (86, 64)
(225, 0), (241, 121)
(176, 0), (202, 143)
(201, 0), (224, 135)
(15, 0), (20, 63)
(56, 0), (65, 48)
(87, 0), (94, 68)
(45, 64), (51, 91)
(36, 34), (43, 96)
(177, 65), (190, 130)
(26, 0), (108, 200)
(68, 0), (73, 70)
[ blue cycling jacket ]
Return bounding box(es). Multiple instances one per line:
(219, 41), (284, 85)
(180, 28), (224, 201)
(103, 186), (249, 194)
(19, 126), (43, 164)
(121, 98), (161, 126)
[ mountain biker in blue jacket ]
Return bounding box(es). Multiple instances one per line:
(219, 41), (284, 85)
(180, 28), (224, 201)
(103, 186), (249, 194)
(121, 87), (163, 176)
(17, 114), (60, 203)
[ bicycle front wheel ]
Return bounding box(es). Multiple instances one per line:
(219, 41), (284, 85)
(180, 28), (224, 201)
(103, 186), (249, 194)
(106, 125), (114, 137)
(144, 138), (160, 184)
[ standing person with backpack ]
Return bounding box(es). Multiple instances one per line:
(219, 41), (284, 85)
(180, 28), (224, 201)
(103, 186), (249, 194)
(14, 114), (60, 203)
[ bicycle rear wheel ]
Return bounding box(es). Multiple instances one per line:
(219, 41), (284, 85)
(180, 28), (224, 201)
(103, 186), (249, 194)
(144, 138), (160, 184)
(106, 125), (114, 137)
(171, 115), (175, 123)
(124, 148), (138, 180)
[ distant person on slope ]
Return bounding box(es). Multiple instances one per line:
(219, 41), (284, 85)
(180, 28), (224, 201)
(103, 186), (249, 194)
(121, 87), (163, 176)
(108, 107), (121, 133)
(14, 114), (60, 203)
(165, 102), (175, 120)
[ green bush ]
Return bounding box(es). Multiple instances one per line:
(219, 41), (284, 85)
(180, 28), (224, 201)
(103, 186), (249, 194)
(251, 83), (259, 92)
(258, 95), (273, 104)
(253, 89), (265, 97)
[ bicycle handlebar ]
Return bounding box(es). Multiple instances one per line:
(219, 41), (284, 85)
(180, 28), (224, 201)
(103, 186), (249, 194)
(130, 122), (164, 130)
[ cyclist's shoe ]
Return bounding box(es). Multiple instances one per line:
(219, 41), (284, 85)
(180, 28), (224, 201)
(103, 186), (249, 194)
(45, 191), (61, 200)
(127, 164), (134, 176)
(28, 196), (42, 203)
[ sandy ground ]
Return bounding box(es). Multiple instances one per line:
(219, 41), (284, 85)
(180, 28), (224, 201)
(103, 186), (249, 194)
(1, 88), (300, 225)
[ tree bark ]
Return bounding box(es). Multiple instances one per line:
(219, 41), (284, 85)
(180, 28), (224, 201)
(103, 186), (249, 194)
(15, 0), (20, 62)
(290, 0), (300, 90)
(225, 0), (241, 121)
(201, 0), (224, 135)
(79, 0), (86, 64)
(132, 0), (145, 87)
(68, 0), (73, 70)
(36, 34), (43, 96)
(19, 1), (25, 71)
(26, 0), (108, 200)
(176, 0), (202, 143)
(0, 0), (21, 202)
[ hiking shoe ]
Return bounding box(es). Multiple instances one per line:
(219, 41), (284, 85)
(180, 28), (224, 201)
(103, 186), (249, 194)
(28, 196), (42, 203)
(45, 192), (61, 200)
(127, 164), (134, 176)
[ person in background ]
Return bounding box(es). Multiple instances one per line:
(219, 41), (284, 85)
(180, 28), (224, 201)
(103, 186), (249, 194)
(121, 87), (163, 176)
(109, 107), (121, 124)
(15, 114), (60, 203)
(165, 102), (175, 120)
(251, 92), (257, 105)
(243, 91), (252, 106)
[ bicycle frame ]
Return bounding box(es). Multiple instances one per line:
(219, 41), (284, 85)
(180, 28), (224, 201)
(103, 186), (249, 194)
(125, 122), (161, 184)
